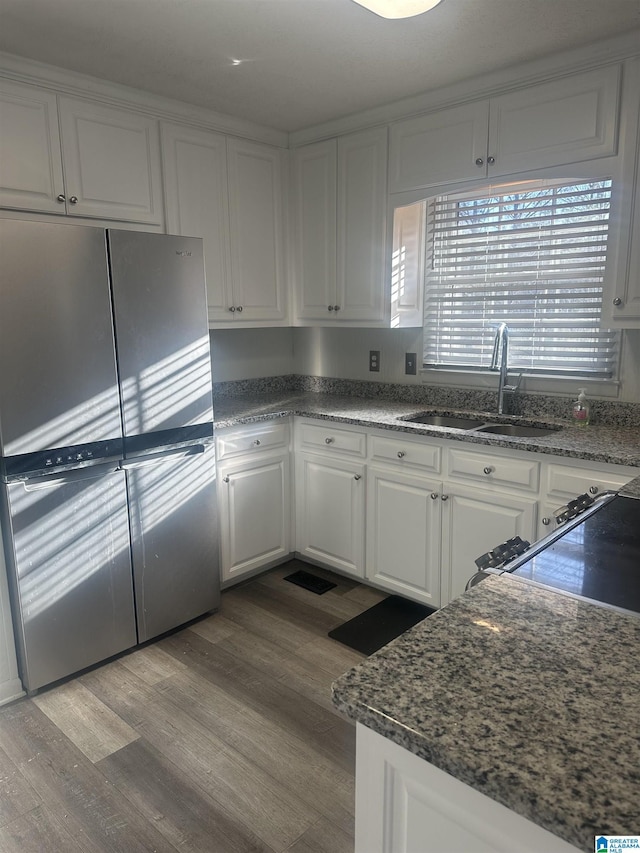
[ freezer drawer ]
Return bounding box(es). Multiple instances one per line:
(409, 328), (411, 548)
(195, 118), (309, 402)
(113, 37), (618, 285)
(124, 444), (219, 641)
(3, 466), (136, 691)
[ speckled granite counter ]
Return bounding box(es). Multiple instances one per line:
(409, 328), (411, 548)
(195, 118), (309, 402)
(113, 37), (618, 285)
(332, 574), (640, 852)
(213, 390), (640, 467)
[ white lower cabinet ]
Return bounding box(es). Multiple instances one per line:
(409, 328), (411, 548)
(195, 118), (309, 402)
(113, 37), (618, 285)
(216, 422), (291, 585)
(366, 465), (442, 607)
(355, 723), (581, 853)
(440, 484), (537, 606)
(295, 452), (365, 578)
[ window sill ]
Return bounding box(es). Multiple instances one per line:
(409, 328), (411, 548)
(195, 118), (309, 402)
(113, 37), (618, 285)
(418, 367), (621, 399)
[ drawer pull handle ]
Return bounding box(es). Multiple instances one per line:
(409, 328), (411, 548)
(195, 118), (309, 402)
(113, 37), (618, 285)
(325, 437), (334, 444)
(542, 517), (551, 525)
(354, 474), (362, 481)
(223, 476), (230, 484)
(441, 494), (449, 501)
(589, 485), (599, 494)
(253, 439), (261, 446)
(483, 466), (493, 475)
(430, 492), (439, 500)
(397, 451), (406, 458)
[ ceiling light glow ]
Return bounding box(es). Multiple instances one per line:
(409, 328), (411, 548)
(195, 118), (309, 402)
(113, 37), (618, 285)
(351, 0), (444, 18)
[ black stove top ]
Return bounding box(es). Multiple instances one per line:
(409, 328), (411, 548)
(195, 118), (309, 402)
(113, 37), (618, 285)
(509, 494), (640, 615)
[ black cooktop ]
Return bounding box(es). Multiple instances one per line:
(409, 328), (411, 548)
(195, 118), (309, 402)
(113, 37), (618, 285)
(509, 495), (640, 615)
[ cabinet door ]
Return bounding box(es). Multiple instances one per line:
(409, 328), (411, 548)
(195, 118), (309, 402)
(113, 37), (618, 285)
(440, 484), (537, 606)
(226, 138), (288, 322)
(0, 79), (65, 214)
(388, 101), (489, 192)
(293, 139), (338, 321)
(366, 466), (441, 607)
(218, 450), (291, 584)
(161, 123), (233, 324)
(337, 127), (388, 324)
(296, 452), (365, 578)
(57, 96), (163, 224)
(488, 65), (620, 176)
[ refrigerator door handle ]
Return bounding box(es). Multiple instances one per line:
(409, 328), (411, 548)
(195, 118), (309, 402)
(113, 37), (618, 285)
(119, 443), (206, 471)
(21, 463), (122, 491)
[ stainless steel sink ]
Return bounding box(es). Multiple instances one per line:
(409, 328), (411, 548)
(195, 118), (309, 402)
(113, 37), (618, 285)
(475, 423), (559, 437)
(402, 414), (487, 429)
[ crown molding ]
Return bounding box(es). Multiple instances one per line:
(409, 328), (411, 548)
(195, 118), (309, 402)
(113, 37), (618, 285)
(289, 28), (640, 147)
(0, 51), (288, 148)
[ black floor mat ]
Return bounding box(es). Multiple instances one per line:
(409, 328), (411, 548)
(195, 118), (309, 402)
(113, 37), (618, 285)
(284, 569), (337, 595)
(328, 595), (435, 655)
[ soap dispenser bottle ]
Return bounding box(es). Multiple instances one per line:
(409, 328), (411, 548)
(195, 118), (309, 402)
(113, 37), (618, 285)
(572, 389), (590, 426)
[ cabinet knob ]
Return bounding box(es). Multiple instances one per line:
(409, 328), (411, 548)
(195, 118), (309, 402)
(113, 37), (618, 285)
(236, 305), (243, 312)
(483, 466), (494, 475)
(69, 195), (78, 204)
(354, 474), (362, 480)
(325, 437), (334, 444)
(612, 297), (623, 307)
(229, 306), (236, 313)
(430, 492), (439, 500)
(589, 485), (599, 494)
(441, 494), (449, 501)
(223, 476), (230, 483)
(253, 439), (261, 446)
(397, 451), (406, 458)
(542, 517), (551, 525)
(475, 157), (484, 167)
(328, 305), (334, 311)
(487, 156), (495, 165)
(56, 193), (66, 203)
(334, 305), (340, 312)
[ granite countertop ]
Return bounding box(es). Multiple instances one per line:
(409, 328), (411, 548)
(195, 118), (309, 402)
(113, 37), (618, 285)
(331, 574), (640, 852)
(213, 390), (640, 467)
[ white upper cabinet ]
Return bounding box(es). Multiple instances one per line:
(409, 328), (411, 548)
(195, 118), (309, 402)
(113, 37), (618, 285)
(161, 123), (232, 324)
(293, 139), (337, 319)
(389, 65), (621, 193)
(162, 127), (288, 326)
(0, 79), (65, 214)
(0, 83), (163, 224)
(389, 101), (489, 193)
(57, 96), (163, 224)
(337, 127), (388, 322)
(293, 126), (387, 325)
(226, 138), (288, 324)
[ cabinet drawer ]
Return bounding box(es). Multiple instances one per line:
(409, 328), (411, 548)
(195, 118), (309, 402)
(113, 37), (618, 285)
(545, 463), (631, 498)
(216, 420), (290, 460)
(447, 447), (539, 492)
(369, 434), (441, 473)
(297, 422), (366, 457)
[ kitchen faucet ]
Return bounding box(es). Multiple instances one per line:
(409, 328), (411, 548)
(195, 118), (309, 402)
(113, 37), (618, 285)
(490, 323), (522, 415)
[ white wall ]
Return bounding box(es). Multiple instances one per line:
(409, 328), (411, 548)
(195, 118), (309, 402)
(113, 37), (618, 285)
(210, 325), (640, 404)
(209, 328), (295, 383)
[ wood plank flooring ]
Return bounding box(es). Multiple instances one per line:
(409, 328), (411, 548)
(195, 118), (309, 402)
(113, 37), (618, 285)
(0, 560), (386, 853)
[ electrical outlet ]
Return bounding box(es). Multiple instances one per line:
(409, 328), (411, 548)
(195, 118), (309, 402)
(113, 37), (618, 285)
(369, 350), (380, 372)
(405, 352), (417, 375)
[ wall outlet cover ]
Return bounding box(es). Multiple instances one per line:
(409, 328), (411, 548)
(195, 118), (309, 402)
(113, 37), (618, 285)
(369, 350), (381, 372)
(405, 353), (417, 375)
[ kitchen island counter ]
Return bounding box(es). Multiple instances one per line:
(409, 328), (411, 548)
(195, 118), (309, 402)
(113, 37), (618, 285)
(331, 574), (640, 852)
(213, 390), (640, 467)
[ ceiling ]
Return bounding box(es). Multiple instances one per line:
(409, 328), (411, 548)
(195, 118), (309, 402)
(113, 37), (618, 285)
(1, 0), (639, 133)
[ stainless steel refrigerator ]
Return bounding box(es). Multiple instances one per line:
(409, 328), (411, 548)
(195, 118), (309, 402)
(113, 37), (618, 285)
(0, 219), (219, 693)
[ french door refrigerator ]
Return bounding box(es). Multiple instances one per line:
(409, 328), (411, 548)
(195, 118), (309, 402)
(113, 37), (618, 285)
(0, 219), (219, 693)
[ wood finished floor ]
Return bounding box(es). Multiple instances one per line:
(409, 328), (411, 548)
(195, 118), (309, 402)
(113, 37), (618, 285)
(0, 560), (386, 853)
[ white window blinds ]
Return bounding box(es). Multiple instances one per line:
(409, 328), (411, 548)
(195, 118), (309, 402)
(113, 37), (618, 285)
(423, 179), (618, 378)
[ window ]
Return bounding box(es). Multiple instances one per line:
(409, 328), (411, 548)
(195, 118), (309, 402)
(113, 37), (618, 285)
(423, 178), (618, 379)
